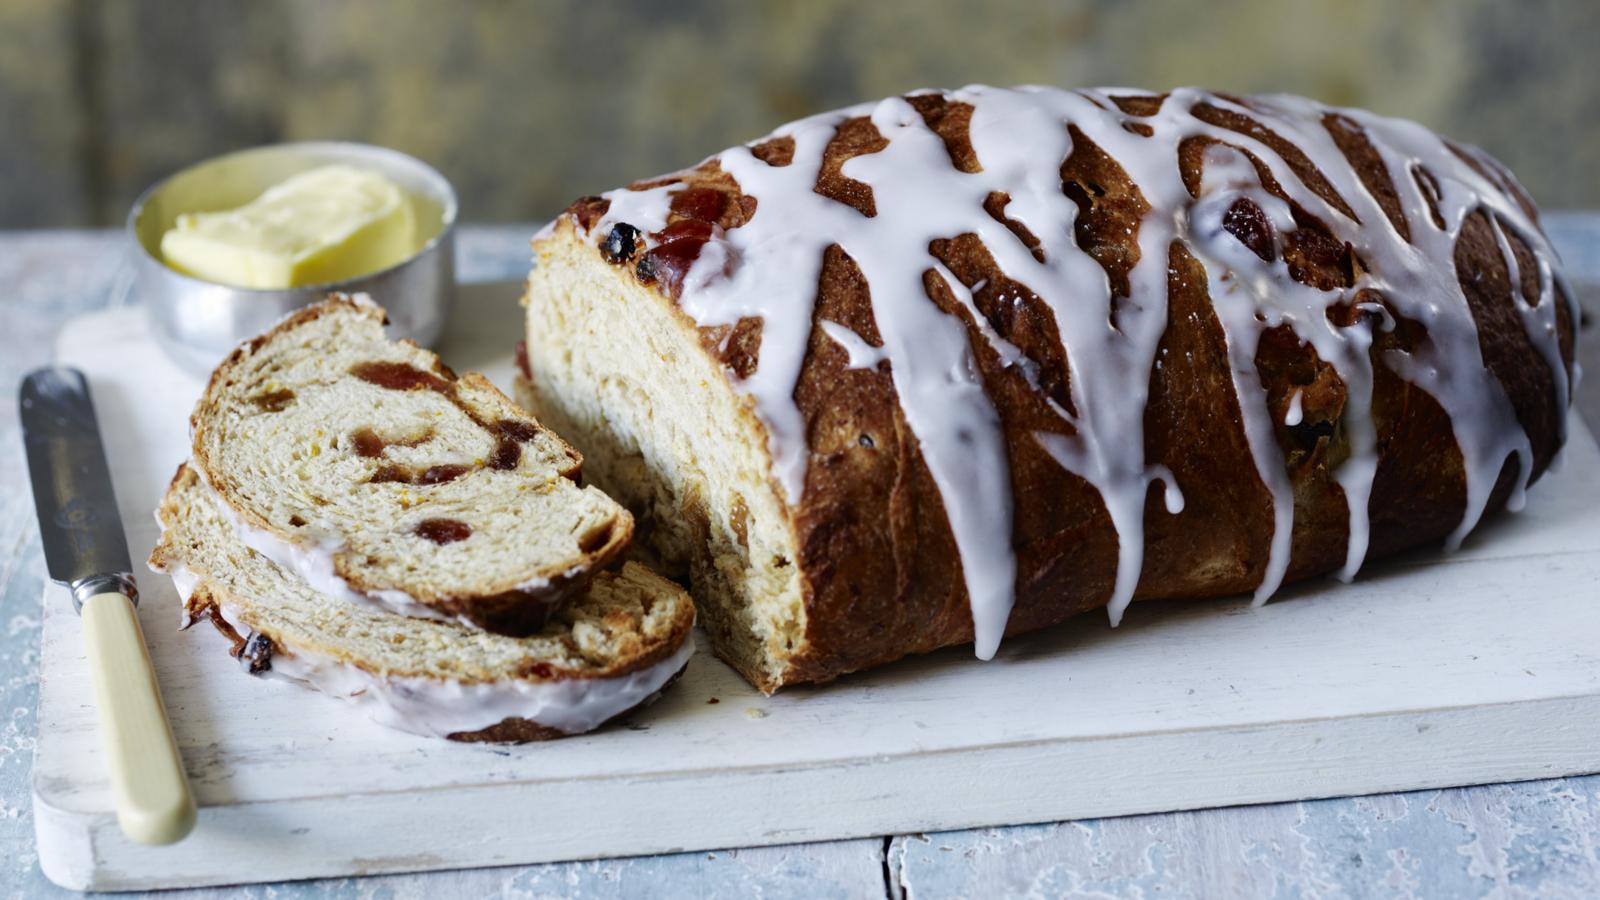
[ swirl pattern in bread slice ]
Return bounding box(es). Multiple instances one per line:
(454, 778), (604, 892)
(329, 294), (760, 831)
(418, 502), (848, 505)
(150, 464), (694, 742)
(190, 294), (633, 635)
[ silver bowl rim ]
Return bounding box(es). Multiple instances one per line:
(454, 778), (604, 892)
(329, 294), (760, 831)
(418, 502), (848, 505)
(124, 140), (460, 293)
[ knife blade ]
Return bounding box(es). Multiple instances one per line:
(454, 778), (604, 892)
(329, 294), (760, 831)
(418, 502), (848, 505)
(19, 366), (195, 846)
(20, 367), (135, 597)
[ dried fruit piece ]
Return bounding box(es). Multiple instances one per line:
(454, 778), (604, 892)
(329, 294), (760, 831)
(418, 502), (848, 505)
(601, 223), (641, 264)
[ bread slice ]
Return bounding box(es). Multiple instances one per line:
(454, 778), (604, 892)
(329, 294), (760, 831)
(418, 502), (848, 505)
(151, 464), (695, 742)
(190, 294), (633, 636)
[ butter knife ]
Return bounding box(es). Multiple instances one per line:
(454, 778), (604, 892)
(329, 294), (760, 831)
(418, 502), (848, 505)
(20, 367), (195, 845)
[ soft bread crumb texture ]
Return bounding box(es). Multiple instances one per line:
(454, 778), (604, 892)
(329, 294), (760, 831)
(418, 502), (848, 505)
(190, 296), (633, 627)
(522, 233), (805, 693)
(152, 464), (693, 683)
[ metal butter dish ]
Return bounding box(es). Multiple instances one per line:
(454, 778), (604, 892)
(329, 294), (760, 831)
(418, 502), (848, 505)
(128, 142), (458, 375)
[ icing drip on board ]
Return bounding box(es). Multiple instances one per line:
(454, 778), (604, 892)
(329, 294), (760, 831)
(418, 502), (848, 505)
(579, 85), (1575, 658)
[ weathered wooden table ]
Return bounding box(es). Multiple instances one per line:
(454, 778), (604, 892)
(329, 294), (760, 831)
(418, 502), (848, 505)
(3, 222), (1597, 898)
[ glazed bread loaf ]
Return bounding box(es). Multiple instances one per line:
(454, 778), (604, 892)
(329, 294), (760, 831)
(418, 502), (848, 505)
(151, 464), (694, 742)
(521, 86), (1578, 693)
(192, 295), (632, 636)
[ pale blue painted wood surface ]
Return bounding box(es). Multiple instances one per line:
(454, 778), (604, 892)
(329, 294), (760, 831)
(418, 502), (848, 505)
(1, 223), (1597, 898)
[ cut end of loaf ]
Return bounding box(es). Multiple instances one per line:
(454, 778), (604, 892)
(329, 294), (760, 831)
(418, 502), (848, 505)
(522, 225), (810, 692)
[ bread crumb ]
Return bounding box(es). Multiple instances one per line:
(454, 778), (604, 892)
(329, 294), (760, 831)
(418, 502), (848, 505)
(743, 707), (767, 720)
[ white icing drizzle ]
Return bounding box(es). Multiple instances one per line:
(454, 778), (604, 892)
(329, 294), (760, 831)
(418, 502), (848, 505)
(819, 320), (890, 369)
(192, 467), (470, 625)
(160, 560), (693, 739)
(596, 184), (676, 236)
(578, 85), (1575, 656)
(1285, 390), (1304, 426)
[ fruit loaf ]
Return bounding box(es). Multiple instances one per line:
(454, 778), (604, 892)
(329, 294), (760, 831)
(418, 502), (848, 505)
(521, 85), (1578, 693)
(191, 294), (633, 636)
(151, 464), (694, 742)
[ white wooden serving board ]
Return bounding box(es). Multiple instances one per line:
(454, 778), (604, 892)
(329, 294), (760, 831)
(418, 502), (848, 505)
(33, 287), (1600, 891)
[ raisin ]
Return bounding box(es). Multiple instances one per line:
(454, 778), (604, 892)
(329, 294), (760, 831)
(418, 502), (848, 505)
(1223, 198), (1276, 262)
(489, 438), (521, 470)
(415, 518), (472, 544)
(251, 388), (296, 412)
(416, 464), (469, 485)
(369, 464), (409, 484)
(636, 253), (659, 284)
(238, 632), (274, 675)
(495, 418), (541, 443)
(351, 427), (386, 458)
(350, 360), (450, 392)
(601, 223), (641, 264)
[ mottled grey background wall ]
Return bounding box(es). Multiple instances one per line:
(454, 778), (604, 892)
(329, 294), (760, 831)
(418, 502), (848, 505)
(3, 0), (1597, 229)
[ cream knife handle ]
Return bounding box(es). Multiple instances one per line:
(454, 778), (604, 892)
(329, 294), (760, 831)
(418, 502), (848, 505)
(80, 591), (196, 845)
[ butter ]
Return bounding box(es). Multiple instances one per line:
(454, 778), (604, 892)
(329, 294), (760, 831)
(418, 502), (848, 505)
(160, 164), (417, 289)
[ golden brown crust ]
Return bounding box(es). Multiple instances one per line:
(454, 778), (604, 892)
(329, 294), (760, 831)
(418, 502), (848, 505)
(554, 92), (1574, 691)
